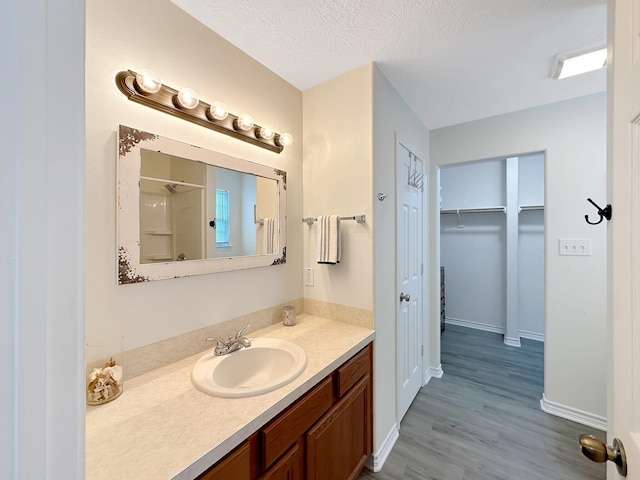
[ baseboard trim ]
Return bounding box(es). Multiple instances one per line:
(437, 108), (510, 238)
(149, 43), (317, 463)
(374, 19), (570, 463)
(428, 364), (443, 381)
(446, 318), (531, 347)
(445, 317), (505, 335)
(366, 423), (399, 472)
(519, 329), (545, 342)
(540, 393), (607, 431)
(504, 336), (521, 347)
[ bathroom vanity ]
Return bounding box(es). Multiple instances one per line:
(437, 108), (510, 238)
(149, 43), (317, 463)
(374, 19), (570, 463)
(199, 342), (372, 479)
(85, 316), (375, 479)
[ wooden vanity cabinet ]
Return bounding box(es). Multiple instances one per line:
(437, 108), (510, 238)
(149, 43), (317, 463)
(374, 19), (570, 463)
(306, 344), (373, 480)
(197, 343), (372, 480)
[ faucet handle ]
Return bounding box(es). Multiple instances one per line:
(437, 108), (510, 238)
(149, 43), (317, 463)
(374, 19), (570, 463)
(235, 323), (251, 339)
(206, 337), (229, 355)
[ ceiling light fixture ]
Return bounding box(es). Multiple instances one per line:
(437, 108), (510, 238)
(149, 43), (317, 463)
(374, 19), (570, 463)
(115, 69), (292, 153)
(552, 46), (607, 79)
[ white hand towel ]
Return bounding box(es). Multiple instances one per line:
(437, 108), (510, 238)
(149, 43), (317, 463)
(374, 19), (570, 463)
(263, 218), (277, 254)
(316, 215), (341, 264)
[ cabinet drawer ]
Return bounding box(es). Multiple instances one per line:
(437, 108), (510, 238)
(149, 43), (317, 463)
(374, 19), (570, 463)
(197, 440), (251, 480)
(261, 376), (333, 469)
(336, 344), (371, 397)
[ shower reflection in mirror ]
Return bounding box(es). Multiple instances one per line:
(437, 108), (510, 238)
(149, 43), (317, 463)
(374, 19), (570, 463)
(139, 150), (279, 263)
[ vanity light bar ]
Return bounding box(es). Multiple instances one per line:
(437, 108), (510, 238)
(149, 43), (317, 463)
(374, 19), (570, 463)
(115, 69), (292, 154)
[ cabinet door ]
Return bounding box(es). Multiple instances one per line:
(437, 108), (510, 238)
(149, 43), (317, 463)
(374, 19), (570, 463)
(259, 439), (303, 480)
(306, 377), (372, 480)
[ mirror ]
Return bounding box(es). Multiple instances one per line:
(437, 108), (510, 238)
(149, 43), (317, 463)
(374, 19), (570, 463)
(118, 125), (287, 284)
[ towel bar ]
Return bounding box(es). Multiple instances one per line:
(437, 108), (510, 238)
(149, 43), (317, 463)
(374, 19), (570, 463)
(302, 215), (366, 225)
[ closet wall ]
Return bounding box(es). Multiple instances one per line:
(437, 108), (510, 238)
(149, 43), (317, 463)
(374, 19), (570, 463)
(518, 153), (545, 340)
(440, 153), (544, 341)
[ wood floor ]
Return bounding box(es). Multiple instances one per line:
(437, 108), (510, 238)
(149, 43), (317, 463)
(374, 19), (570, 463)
(359, 324), (605, 480)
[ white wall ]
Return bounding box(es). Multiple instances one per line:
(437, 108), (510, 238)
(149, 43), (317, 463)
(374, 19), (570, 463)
(1, 0), (86, 478)
(431, 93), (607, 421)
(518, 153), (545, 339)
(440, 160), (506, 208)
(372, 66), (430, 460)
(86, 0), (303, 352)
(302, 64), (374, 310)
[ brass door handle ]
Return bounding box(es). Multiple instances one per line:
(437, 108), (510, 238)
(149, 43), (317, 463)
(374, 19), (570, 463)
(400, 293), (411, 302)
(579, 434), (627, 476)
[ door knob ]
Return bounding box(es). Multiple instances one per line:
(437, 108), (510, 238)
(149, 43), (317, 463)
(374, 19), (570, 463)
(579, 434), (627, 476)
(400, 293), (411, 302)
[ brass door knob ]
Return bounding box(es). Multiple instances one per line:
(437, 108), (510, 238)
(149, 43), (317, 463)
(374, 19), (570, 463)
(579, 434), (627, 476)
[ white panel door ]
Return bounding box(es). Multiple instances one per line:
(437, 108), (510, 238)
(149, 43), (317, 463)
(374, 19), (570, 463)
(606, 0), (640, 477)
(397, 141), (424, 423)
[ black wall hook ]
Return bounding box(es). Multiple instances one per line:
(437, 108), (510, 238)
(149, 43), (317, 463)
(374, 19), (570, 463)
(585, 198), (612, 225)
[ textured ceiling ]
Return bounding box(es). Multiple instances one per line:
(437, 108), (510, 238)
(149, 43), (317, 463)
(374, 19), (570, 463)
(171, 0), (607, 129)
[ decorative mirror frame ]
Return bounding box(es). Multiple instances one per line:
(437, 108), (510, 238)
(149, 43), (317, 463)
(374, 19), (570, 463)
(117, 125), (287, 284)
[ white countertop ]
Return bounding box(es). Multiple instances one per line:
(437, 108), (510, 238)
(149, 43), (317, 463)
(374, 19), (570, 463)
(85, 315), (375, 480)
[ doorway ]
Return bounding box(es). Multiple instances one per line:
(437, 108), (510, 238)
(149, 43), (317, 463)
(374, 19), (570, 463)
(439, 153), (545, 346)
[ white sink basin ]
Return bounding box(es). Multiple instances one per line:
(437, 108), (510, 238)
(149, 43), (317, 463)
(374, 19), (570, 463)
(191, 338), (307, 398)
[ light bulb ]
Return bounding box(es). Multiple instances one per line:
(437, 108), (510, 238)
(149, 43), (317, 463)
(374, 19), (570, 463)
(208, 101), (229, 121)
(176, 88), (199, 109)
(135, 69), (162, 94)
(277, 132), (293, 147)
(258, 124), (276, 140)
(235, 114), (254, 131)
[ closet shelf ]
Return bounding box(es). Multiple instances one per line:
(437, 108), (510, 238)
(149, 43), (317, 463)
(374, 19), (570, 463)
(140, 176), (205, 190)
(440, 207), (506, 214)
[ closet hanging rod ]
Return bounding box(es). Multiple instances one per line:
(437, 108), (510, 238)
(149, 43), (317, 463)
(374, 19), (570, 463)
(518, 205), (544, 212)
(302, 215), (366, 225)
(440, 207), (506, 214)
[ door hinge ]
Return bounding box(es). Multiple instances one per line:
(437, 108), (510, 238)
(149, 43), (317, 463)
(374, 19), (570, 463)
(421, 263), (424, 275)
(421, 345), (424, 356)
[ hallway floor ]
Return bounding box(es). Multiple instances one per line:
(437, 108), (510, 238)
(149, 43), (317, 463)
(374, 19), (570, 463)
(359, 324), (605, 480)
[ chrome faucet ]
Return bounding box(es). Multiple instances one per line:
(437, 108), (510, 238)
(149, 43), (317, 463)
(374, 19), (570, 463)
(206, 323), (252, 356)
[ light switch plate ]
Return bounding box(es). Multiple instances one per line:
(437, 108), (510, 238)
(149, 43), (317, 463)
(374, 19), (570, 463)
(304, 268), (314, 286)
(559, 238), (591, 256)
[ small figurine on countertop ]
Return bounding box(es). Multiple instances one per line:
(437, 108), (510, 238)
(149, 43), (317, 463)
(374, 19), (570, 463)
(87, 357), (123, 405)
